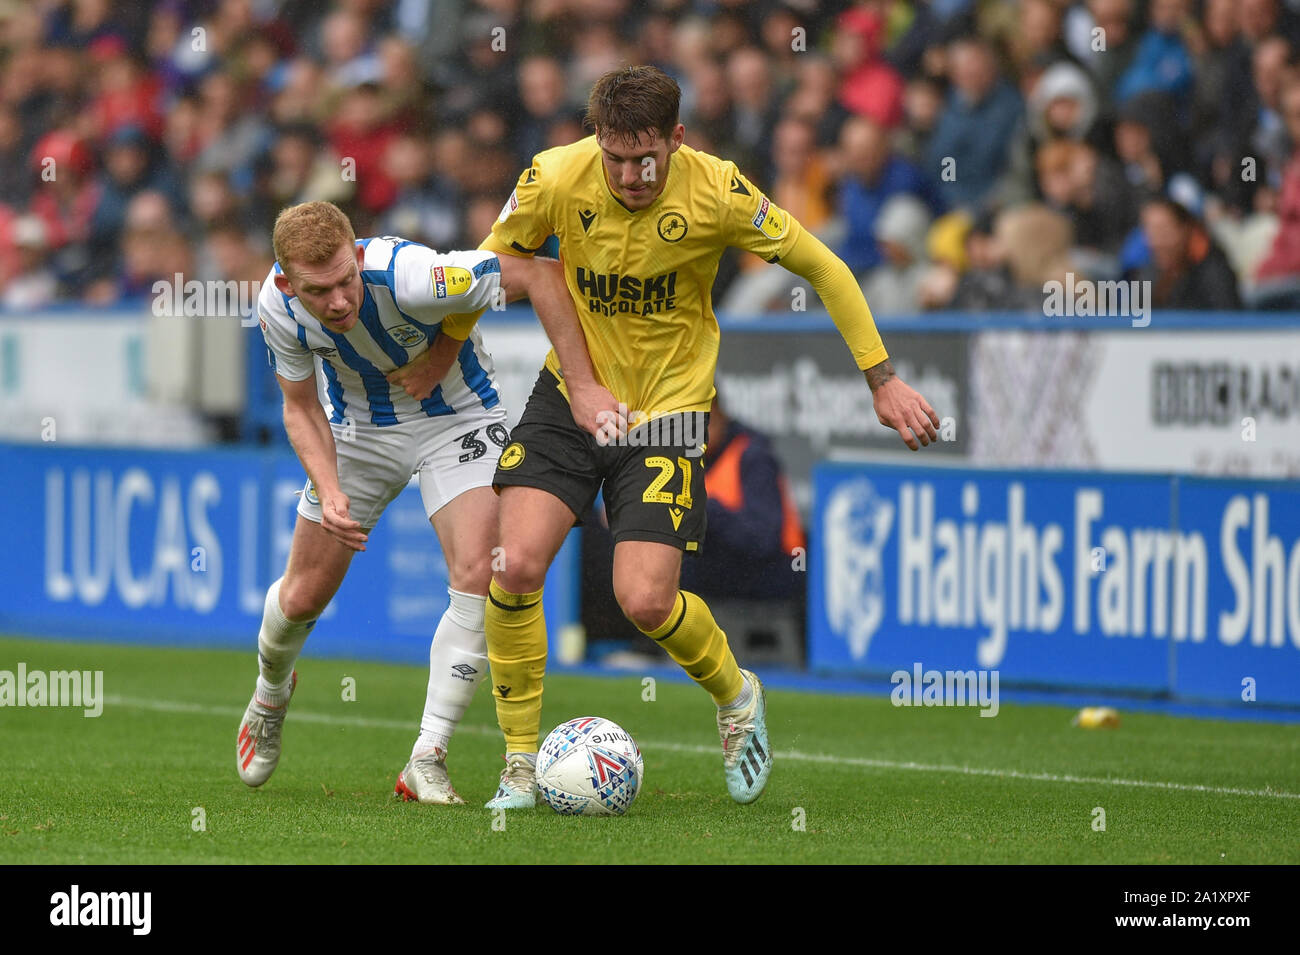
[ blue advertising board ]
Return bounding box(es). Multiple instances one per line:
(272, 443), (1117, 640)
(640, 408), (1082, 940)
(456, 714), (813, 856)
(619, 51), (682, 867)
(0, 443), (579, 665)
(810, 463), (1300, 705)
(1172, 478), (1300, 704)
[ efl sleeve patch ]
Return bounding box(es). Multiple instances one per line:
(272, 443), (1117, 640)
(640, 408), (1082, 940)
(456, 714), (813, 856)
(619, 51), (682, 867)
(752, 197), (788, 240)
(498, 189), (519, 223)
(431, 265), (474, 297)
(489, 159), (553, 254)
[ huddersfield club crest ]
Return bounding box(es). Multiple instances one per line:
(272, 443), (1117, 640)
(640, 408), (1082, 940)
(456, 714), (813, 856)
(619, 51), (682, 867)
(386, 323), (426, 347)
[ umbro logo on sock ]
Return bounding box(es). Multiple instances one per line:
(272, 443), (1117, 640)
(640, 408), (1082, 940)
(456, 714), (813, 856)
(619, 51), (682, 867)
(451, 664), (478, 681)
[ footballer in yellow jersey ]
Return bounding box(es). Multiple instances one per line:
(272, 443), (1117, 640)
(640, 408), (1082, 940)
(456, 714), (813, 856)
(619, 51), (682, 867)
(483, 134), (889, 420)
(479, 66), (939, 810)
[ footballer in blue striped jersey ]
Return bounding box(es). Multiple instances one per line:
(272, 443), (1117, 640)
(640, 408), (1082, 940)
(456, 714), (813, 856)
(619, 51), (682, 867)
(235, 201), (615, 805)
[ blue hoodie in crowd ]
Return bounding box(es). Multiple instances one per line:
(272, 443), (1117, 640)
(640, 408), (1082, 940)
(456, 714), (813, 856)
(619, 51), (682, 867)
(926, 79), (1023, 211)
(1115, 28), (1194, 104)
(837, 156), (946, 274)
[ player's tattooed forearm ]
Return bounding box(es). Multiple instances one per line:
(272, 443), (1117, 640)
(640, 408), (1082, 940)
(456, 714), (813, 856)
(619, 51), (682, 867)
(864, 359), (896, 392)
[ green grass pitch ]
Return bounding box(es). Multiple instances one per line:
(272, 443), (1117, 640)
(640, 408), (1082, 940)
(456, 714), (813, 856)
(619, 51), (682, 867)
(1, 636), (1297, 864)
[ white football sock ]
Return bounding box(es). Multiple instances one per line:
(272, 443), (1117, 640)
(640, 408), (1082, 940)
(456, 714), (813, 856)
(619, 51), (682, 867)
(720, 678), (753, 711)
(255, 577), (316, 707)
(411, 588), (488, 759)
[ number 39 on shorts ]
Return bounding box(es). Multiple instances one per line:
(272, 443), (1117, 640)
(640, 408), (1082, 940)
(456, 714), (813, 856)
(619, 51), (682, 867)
(642, 456), (694, 509)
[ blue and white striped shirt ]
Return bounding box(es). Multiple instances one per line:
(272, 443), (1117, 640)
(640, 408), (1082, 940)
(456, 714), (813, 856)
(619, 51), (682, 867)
(257, 237), (503, 428)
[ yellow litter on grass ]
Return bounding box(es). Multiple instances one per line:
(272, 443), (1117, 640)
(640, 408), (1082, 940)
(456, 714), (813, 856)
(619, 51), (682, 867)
(1073, 706), (1121, 728)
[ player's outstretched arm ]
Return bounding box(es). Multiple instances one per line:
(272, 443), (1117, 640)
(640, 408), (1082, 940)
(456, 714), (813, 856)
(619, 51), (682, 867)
(780, 230), (940, 450)
(278, 373), (368, 551)
(495, 252), (625, 440)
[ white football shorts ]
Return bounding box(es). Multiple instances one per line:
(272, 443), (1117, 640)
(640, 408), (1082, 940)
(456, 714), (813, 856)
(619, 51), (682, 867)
(296, 407), (511, 530)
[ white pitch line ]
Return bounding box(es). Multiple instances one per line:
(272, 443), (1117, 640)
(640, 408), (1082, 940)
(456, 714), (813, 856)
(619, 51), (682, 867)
(105, 695), (1300, 801)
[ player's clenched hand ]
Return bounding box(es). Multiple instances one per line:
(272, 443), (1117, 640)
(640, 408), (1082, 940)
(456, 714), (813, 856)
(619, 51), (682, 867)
(321, 492), (368, 552)
(870, 375), (940, 451)
(568, 378), (626, 444)
(385, 335), (459, 400)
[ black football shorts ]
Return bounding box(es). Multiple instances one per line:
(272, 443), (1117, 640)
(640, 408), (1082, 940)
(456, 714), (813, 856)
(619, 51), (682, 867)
(494, 369), (708, 552)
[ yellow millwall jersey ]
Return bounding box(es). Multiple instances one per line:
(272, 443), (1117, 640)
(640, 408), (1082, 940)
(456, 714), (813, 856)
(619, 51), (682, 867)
(483, 136), (804, 418)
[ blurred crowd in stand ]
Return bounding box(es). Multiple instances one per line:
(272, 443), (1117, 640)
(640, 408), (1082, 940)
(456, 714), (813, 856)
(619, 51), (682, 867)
(5, 0), (1298, 315)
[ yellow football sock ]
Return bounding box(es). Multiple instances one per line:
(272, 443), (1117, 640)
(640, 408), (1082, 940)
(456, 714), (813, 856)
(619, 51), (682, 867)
(485, 578), (547, 753)
(641, 590), (744, 705)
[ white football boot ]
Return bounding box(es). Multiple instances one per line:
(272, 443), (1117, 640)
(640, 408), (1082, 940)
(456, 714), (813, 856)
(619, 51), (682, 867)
(236, 672), (296, 787)
(718, 669), (772, 804)
(394, 748), (465, 805)
(484, 754), (538, 809)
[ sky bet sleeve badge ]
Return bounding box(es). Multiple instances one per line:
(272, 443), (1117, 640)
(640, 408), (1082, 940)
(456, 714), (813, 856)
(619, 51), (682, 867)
(431, 265), (473, 298)
(751, 196), (787, 240)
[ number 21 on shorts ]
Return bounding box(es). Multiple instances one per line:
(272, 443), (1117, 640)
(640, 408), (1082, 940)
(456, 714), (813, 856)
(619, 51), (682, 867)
(642, 456), (694, 509)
